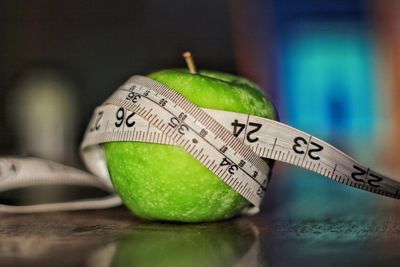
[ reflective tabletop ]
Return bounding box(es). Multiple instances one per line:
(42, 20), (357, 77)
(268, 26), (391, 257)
(1, 167), (400, 267)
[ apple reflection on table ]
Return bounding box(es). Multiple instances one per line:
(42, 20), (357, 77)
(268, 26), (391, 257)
(87, 218), (264, 267)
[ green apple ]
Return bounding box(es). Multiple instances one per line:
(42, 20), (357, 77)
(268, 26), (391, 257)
(104, 69), (277, 222)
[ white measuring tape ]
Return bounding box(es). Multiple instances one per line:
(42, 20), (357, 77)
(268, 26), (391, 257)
(0, 157), (121, 212)
(1, 75), (400, 213)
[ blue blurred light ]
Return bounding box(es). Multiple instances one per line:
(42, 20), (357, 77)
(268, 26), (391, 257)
(278, 26), (377, 142)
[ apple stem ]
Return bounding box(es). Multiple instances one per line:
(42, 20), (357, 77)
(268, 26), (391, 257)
(182, 51), (197, 74)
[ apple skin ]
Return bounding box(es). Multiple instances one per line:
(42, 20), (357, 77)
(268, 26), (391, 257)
(104, 69), (277, 223)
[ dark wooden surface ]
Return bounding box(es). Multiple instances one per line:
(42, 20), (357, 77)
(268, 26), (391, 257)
(1, 167), (400, 267)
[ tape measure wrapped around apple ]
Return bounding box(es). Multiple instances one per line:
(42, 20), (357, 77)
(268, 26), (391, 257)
(103, 53), (277, 222)
(2, 52), (400, 221)
(79, 52), (400, 223)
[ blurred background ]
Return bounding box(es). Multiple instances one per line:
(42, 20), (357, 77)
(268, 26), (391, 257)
(1, 0), (400, 172)
(3, 2), (400, 265)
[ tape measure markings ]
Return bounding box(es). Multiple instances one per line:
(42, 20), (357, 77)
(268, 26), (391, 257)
(106, 98), (262, 203)
(102, 78), (268, 205)
(81, 76), (400, 201)
(128, 76), (265, 172)
(124, 76), (267, 172)
(3, 74), (400, 213)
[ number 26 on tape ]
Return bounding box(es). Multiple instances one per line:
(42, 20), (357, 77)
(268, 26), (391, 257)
(115, 107), (136, 128)
(292, 136), (324, 160)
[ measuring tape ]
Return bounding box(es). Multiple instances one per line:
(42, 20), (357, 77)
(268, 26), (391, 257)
(0, 157), (120, 212)
(1, 75), (400, 213)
